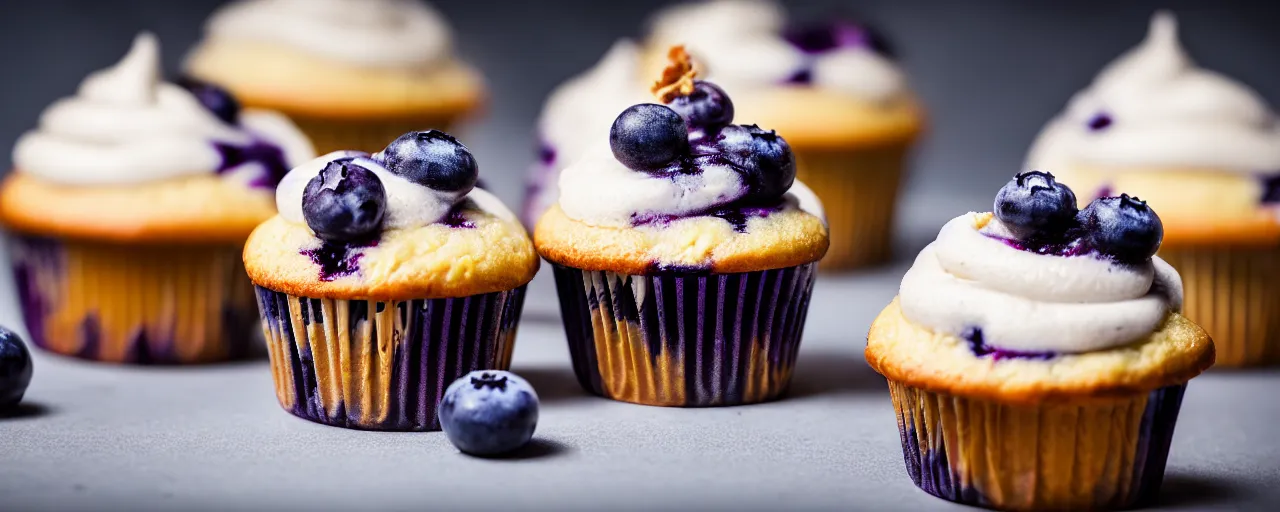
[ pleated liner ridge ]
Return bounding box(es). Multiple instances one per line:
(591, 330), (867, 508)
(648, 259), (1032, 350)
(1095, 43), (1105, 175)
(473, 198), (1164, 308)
(255, 285), (526, 431)
(10, 235), (259, 364)
(552, 263), (817, 407)
(890, 380), (1187, 511)
(1160, 246), (1280, 367)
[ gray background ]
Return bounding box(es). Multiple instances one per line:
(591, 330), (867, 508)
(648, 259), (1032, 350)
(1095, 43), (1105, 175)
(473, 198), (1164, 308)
(2, 1), (1279, 511)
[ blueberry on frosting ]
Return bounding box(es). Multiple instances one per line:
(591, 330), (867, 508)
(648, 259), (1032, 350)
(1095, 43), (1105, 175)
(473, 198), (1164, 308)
(381, 130), (479, 194)
(667, 80), (734, 133)
(609, 104), (690, 171)
(302, 160), (387, 241)
(1078, 194), (1163, 264)
(175, 76), (241, 125)
(994, 171), (1078, 241)
(615, 46), (796, 201)
(716, 124), (796, 201)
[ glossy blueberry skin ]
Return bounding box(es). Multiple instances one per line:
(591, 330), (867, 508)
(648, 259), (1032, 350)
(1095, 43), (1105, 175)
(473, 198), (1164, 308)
(0, 327), (33, 409)
(382, 130), (479, 193)
(716, 124), (796, 201)
(1079, 194), (1163, 264)
(994, 171), (1079, 240)
(302, 160), (387, 241)
(668, 80), (735, 133)
(610, 104), (690, 171)
(438, 371), (539, 456)
(175, 76), (240, 125)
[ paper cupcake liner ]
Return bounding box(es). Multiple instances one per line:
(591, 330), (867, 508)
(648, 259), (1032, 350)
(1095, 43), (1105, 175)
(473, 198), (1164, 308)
(889, 380), (1186, 511)
(288, 114), (462, 155)
(9, 235), (259, 364)
(551, 263), (817, 407)
(1160, 246), (1280, 367)
(254, 285), (526, 431)
(793, 143), (910, 271)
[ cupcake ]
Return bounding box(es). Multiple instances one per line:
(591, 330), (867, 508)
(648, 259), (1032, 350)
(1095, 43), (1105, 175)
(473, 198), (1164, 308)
(244, 130), (538, 431)
(185, 0), (483, 155)
(1026, 12), (1280, 367)
(645, 0), (922, 270)
(0, 33), (314, 364)
(866, 172), (1214, 510)
(535, 49), (829, 407)
(522, 41), (649, 228)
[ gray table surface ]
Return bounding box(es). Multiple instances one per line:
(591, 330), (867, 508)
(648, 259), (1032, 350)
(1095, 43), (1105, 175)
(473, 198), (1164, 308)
(1, 192), (1277, 512)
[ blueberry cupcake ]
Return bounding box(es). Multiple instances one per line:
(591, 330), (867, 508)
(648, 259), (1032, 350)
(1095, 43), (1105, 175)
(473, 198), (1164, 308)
(185, 0), (483, 155)
(535, 51), (828, 407)
(0, 33), (314, 364)
(522, 41), (649, 228)
(866, 172), (1214, 510)
(1026, 12), (1280, 367)
(245, 130), (537, 431)
(643, 0), (923, 270)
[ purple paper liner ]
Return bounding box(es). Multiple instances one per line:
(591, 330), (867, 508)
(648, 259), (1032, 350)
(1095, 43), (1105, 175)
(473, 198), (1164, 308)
(254, 285), (527, 431)
(10, 234), (259, 364)
(896, 383), (1186, 510)
(551, 263), (817, 407)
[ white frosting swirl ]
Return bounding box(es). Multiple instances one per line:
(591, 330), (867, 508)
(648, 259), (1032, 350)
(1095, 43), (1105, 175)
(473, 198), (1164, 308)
(527, 41), (651, 222)
(557, 144), (822, 228)
(204, 0), (452, 68)
(12, 32), (313, 186)
(899, 214), (1183, 354)
(1027, 12), (1280, 173)
(276, 151), (510, 232)
(648, 0), (906, 102)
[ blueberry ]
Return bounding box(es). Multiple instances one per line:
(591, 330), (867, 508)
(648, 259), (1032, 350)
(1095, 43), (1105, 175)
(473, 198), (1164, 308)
(438, 370), (539, 456)
(783, 20), (895, 57)
(717, 124), (796, 201)
(302, 160), (387, 241)
(610, 104), (690, 171)
(175, 76), (240, 125)
(994, 171), (1079, 240)
(1079, 194), (1163, 264)
(0, 327), (33, 409)
(668, 80), (735, 132)
(382, 130), (479, 193)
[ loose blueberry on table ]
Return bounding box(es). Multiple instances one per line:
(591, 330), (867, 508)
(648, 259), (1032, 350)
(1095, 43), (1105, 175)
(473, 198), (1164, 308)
(0, 326), (33, 409)
(439, 371), (539, 457)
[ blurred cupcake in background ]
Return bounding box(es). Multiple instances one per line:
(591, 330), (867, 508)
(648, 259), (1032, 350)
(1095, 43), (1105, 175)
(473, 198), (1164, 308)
(0, 33), (314, 364)
(645, 0), (923, 270)
(535, 50), (828, 406)
(185, 0), (484, 155)
(245, 130), (537, 431)
(1026, 12), (1280, 367)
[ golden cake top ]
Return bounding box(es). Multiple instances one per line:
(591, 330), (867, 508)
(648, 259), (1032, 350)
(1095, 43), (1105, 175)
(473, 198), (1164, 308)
(244, 130), (537, 300)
